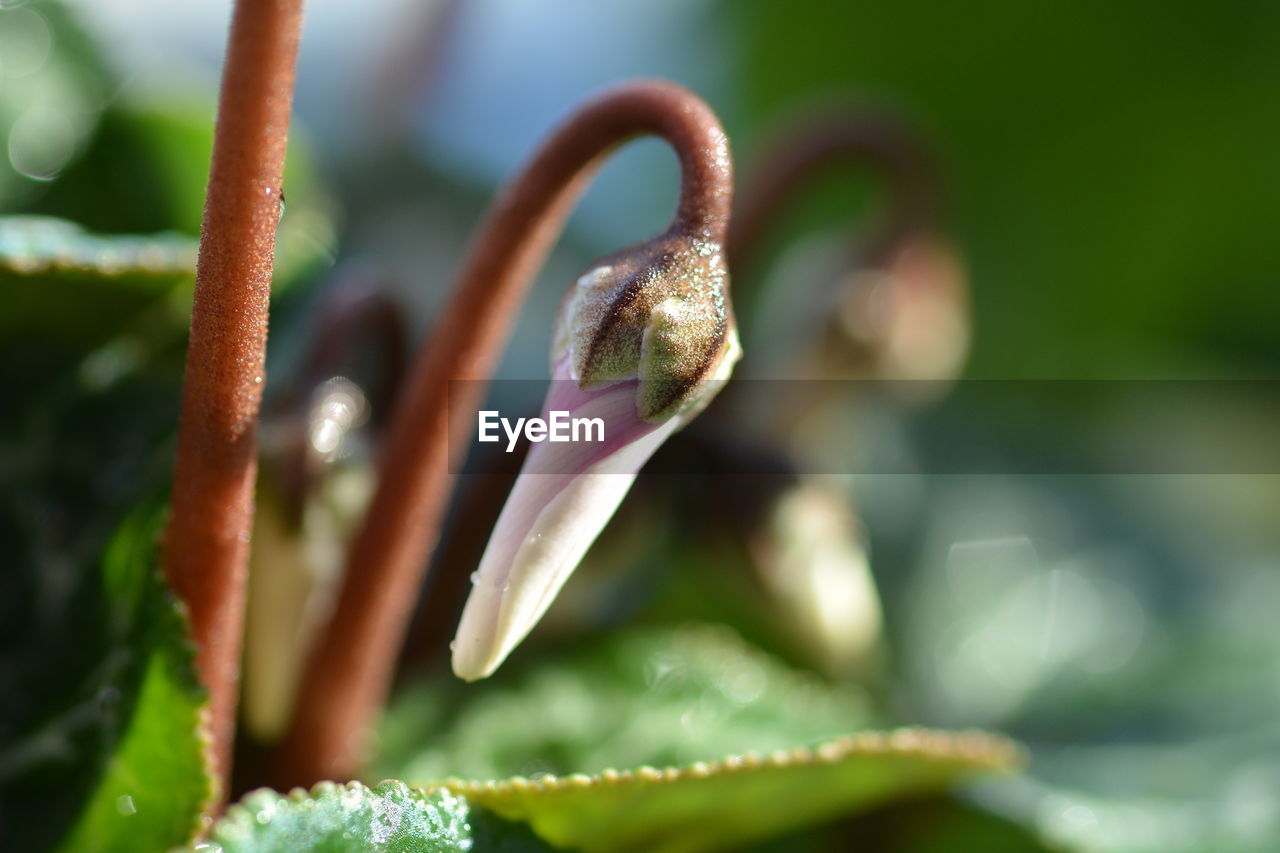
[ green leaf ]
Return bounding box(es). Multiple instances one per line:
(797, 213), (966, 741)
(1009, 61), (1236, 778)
(27, 94), (336, 290)
(378, 625), (1018, 851)
(438, 729), (1019, 853)
(376, 624), (876, 783)
(0, 507), (213, 853)
(0, 215), (195, 277)
(51, 509), (213, 852)
(192, 781), (553, 853)
(0, 216), (196, 346)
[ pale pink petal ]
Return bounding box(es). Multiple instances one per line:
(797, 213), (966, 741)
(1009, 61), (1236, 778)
(451, 371), (678, 681)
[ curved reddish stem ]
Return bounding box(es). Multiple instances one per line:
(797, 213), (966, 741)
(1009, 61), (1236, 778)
(273, 79), (732, 785)
(728, 107), (942, 282)
(164, 0), (304, 807)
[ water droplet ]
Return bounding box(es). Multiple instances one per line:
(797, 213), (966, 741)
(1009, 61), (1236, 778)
(115, 794), (136, 816)
(309, 418), (342, 455)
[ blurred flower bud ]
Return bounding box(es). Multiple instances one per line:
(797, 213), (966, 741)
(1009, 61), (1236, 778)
(241, 274), (405, 741)
(751, 480), (883, 675)
(831, 232), (969, 390)
(244, 379), (374, 741)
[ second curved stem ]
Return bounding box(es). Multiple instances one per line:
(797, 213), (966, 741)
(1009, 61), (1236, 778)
(273, 79), (731, 786)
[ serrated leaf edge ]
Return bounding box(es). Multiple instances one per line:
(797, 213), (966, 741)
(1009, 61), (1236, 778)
(0, 217), (197, 278)
(426, 727), (1023, 798)
(148, 553), (219, 843)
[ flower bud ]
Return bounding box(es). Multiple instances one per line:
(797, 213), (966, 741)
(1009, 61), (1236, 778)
(452, 231), (739, 681)
(552, 230), (737, 421)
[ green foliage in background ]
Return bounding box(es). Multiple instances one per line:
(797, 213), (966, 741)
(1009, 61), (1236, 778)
(725, 0), (1280, 377)
(377, 625), (875, 783)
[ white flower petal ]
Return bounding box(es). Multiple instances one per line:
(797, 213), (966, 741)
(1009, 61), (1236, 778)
(451, 378), (679, 681)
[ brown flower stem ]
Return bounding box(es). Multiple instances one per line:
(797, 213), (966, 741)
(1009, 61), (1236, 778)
(164, 0), (305, 805)
(728, 106), (942, 294)
(273, 79), (732, 786)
